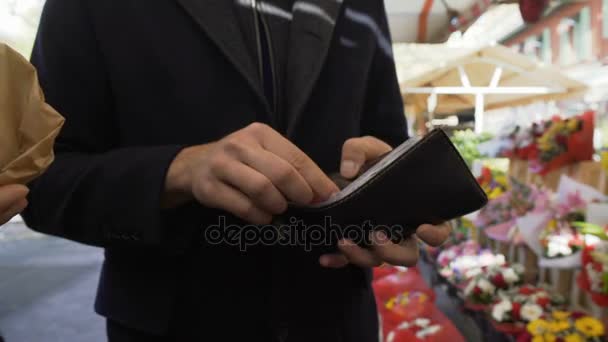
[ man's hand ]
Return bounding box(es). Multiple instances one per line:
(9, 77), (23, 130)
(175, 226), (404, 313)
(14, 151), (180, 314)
(320, 136), (452, 268)
(164, 123), (339, 224)
(0, 184), (29, 225)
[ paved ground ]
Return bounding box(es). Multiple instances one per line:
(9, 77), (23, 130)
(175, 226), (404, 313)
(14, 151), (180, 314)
(0, 218), (105, 342)
(0, 217), (485, 342)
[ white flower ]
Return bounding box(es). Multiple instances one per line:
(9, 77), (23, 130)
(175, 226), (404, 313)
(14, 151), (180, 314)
(520, 303), (543, 322)
(464, 279), (476, 296)
(477, 278), (496, 294)
(416, 325), (441, 339)
(547, 235), (574, 257)
(396, 322), (412, 330)
(492, 300), (512, 322)
(512, 264), (525, 274)
(414, 318), (430, 328)
(465, 267), (482, 279)
(503, 268), (520, 284)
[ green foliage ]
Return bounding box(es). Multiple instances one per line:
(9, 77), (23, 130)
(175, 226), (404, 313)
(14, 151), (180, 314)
(572, 222), (608, 240)
(450, 129), (494, 168)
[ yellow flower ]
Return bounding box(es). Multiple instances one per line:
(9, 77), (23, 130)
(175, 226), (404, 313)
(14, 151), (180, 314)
(552, 311), (571, 321)
(488, 188), (503, 199)
(528, 319), (550, 336)
(495, 175), (507, 186)
(566, 119), (579, 132)
(548, 320), (570, 333)
(564, 333), (584, 342)
(575, 316), (605, 337)
(543, 333), (557, 342)
(532, 336), (544, 342)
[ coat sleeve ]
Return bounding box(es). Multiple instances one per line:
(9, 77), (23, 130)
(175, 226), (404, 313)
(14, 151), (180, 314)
(21, 0), (189, 249)
(360, 1), (409, 148)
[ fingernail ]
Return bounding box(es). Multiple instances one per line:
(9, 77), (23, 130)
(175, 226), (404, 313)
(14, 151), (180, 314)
(339, 239), (354, 247)
(319, 255), (329, 267)
(340, 160), (358, 179)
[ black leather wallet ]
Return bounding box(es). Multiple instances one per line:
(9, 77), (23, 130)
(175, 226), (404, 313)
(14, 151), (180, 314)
(273, 128), (488, 249)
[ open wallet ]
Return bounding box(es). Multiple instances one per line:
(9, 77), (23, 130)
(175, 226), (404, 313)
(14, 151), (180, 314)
(272, 128), (488, 252)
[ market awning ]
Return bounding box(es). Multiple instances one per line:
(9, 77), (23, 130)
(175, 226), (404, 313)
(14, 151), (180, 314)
(394, 43), (588, 128)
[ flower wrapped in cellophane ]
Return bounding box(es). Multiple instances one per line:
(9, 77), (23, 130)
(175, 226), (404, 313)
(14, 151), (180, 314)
(529, 112), (595, 176)
(490, 285), (567, 335)
(577, 223), (608, 307)
(438, 242), (506, 288)
(463, 263), (525, 308)
(517, 311), (605, 342)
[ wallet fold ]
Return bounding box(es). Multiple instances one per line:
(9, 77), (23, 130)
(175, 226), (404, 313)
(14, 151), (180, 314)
(273, 128), (488, 251)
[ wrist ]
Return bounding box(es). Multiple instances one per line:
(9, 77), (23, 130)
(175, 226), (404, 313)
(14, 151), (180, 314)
(162, 147), (195, 208)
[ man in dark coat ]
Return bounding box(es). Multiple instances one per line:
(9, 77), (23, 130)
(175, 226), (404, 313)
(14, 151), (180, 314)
(23, 0), (451, 341)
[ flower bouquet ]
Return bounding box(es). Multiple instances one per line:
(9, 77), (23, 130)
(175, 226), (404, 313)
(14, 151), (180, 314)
(475, 177), (546, 230)
(477, 165), (509, 200)
(577, 223), (608, 307)
(537, 190), (587, 263)
(480, 177), (551, 246)
(529, 112), (595, 175)
(539, 219), (585, 259)
(490, 285), (567, 335)
(438, 249), (506, 287)
(463, 264), (524, 310)
(517, 311), (606, 342)
(510, 123), (544, 160)
(437, 240), (480, 268)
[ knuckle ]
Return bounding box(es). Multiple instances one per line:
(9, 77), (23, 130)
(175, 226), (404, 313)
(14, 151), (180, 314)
(275, 165), (297, 184)
(246, 122), (270, 135)
(200, 178), (217, 196)
(208, 154), (229, 173)
(288, 151), (309, 169)
(222, 139), (246, 156)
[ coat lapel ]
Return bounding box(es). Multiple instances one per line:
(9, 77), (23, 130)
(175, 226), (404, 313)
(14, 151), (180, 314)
(284, 0), (343, 137)
(175, 0), (271, 117)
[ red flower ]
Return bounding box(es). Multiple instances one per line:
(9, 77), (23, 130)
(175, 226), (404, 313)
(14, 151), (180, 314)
(473, 287), (482, 296)
(519, 286), (535, 295)
(512, 302), (522, 321)
(536, 297), (550, 308)
(592, 262), (603, 272)
(571, 311), (586, 319)
(493, 273), (508, 289)
(556, 134), (568, 147)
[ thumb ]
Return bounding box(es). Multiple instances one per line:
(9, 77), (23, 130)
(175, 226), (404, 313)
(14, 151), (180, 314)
(0, 184), (29, 211)
(340, 137), (391, 179)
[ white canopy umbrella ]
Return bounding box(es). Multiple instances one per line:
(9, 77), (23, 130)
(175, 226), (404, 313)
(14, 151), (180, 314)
(394, 43), (588, 133)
